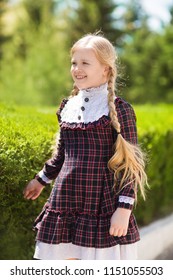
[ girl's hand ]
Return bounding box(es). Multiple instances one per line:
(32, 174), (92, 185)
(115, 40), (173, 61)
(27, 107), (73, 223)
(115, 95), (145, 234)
(23, 179), (44, 200)
(109, 208), (131, 237)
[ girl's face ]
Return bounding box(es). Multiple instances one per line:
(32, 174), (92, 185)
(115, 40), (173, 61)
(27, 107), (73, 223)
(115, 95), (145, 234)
(71, 47), (108, 90)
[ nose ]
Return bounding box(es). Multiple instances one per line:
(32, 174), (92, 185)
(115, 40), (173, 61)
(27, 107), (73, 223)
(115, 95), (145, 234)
(73, 65), (81, 72)
(72, 62), (83, 72)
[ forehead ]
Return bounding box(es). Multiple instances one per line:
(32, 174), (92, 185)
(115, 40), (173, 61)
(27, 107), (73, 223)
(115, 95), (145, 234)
(71, 47), (98, 61)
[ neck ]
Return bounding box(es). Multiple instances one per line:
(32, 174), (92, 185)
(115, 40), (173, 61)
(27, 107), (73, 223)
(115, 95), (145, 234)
(79, 82), (108, 96)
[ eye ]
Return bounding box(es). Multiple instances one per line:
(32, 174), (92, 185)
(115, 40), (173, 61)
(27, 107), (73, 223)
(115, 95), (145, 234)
(83, 61), (89, 65)
(71, 61), (76, 65)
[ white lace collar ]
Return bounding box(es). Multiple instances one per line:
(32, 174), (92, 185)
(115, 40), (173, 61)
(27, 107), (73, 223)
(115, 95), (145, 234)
(60, 83), (111, 124)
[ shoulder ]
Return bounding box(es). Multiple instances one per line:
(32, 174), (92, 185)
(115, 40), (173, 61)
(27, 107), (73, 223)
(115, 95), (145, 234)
(115, 96), (136, 122)
(114, 97), (137, 143)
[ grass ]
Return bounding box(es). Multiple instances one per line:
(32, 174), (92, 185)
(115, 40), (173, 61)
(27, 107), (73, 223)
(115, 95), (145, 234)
(134, 103), (173, 136)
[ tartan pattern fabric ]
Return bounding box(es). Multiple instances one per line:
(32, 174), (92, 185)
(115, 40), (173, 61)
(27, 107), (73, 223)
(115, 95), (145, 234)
(34, 96), (140, 248)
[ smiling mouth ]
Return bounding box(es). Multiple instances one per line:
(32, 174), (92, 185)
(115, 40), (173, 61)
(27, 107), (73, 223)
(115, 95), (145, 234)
(75, 75), (87, 79)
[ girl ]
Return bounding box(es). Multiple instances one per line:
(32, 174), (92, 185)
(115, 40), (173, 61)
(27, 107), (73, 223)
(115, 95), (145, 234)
(23, 33), (148, 260)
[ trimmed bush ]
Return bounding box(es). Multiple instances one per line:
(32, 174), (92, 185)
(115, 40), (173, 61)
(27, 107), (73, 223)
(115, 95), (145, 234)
(0, 103), (173, 259)
(0, 103), (57, 259)
(134, 104), (173, 225)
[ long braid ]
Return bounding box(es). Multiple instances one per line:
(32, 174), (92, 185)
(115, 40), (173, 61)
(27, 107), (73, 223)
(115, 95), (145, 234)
(71, 83), (79, 97)
(107, 69), (121, 133)
(107, 70), (147, 200)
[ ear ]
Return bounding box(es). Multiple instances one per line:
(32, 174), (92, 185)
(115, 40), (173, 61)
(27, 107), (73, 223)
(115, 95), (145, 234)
(103, 65), (110, 76)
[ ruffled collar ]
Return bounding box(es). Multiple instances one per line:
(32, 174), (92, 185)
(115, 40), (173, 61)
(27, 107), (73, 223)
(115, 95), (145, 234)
(59, 83), (115, 127)
(78, 83), (108, 97)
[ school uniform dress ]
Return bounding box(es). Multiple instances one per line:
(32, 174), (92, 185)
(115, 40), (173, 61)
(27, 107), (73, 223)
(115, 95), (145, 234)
(34, 83), (140, 260)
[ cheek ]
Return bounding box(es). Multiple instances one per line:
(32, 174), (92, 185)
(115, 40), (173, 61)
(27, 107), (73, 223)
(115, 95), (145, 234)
(70, 67), (74, 77)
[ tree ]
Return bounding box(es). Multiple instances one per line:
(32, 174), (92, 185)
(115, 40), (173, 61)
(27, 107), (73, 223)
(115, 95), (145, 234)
(65, 0), (124, 47)
(120, 22), (173, 104)
(0, 0), (71, 106)
(169, 5), (173, 25)
(0, 0), (11, 59)
(122, 0), (148, 32)
(152, 26), (173, 103)
(22, 0), (57, 29)
(119, 25), (152, 103)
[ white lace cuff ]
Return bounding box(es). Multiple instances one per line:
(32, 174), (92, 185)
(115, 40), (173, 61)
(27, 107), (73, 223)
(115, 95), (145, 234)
(118, 196), (135, 205)
(38, 170), (52, 184)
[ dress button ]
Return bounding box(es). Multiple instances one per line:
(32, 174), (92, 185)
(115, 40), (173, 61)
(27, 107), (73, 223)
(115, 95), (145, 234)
(78, 115), (81, 120)
(84, 97), (89, 102)
(81, 106), (85, 111)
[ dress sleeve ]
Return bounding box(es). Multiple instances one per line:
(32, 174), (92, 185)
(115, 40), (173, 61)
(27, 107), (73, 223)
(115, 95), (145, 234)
(35, 99), (68, 186)
(115, 98), (138, 210)
(35, 129), (65, 186)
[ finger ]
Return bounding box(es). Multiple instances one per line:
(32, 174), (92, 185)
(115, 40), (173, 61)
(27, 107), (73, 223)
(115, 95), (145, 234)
(23, 186), (34, 198)
(113, 229), (119, 236)
(23, 190), (29, 199)
(24, 191), (32, 199)
(23, 188), (29, 197)
(117, 229), (123, 237)
(122, 229), (127, 236)
(109, 226), (115, 236)
(25, 191), (36, 200)
(109, 226), (119, 236)
(30, 192), (40, 200)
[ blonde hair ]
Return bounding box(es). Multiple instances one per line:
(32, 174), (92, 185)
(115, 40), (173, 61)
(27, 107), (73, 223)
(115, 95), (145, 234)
(70, 33), (148, 200)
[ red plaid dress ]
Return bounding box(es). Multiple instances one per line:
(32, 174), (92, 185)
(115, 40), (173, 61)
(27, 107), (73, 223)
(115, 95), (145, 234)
(34, 87), (140, 251)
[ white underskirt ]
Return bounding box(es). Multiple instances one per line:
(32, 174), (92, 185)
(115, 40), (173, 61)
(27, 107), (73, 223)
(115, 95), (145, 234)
(34, 241), (138, 260)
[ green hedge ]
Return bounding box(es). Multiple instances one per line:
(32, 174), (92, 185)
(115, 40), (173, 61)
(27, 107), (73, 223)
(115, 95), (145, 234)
(0, 103), (57, 260)
(0, 103), (173, 259)
(134, 104), (173, 224)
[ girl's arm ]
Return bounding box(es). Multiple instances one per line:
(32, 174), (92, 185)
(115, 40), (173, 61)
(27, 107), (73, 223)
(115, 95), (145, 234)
(115, 98), (138, 211)
(24, 99), (67, 200)
(35, 129), (65, 186)
(35, 99), (68, 186)
(23, 129), (65, 200)
(109, 98), (138, 236)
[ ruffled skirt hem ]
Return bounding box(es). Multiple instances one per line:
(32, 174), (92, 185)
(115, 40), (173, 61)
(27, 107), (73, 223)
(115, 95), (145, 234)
(34, 241), (138, 260)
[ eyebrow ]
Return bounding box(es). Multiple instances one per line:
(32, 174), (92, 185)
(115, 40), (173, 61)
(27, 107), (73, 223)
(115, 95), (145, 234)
(71, 59), (91, 62)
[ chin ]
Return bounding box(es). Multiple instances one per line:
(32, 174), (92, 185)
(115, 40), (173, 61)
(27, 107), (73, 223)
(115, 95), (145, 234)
(78, 87), (87, 90)
(75, 84), (88, 90)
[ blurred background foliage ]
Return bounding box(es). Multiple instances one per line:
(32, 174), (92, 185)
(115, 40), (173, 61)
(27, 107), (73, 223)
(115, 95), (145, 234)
(0, 0), (173, 259)
(0, 0), (173, 105)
